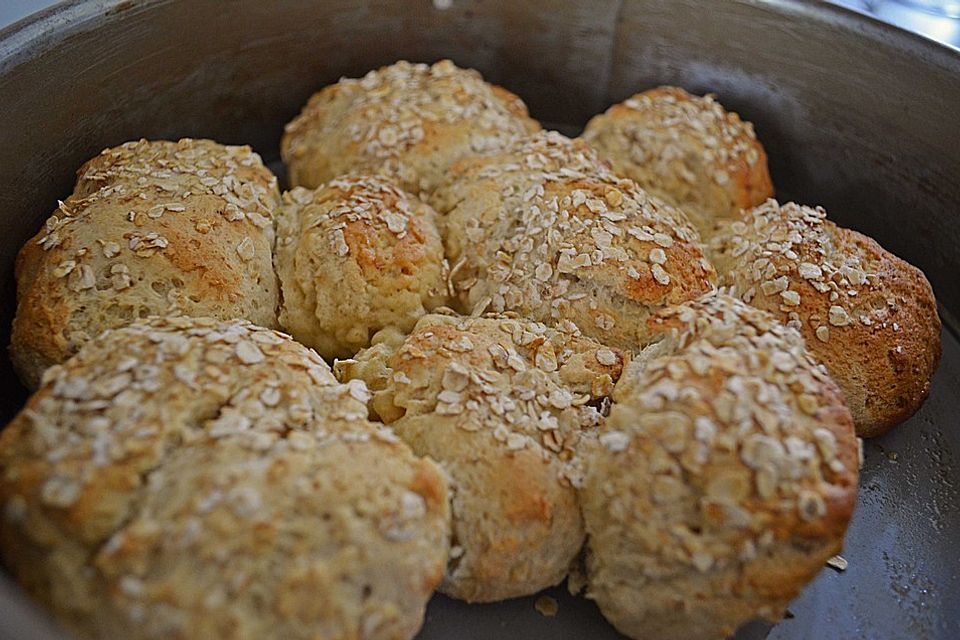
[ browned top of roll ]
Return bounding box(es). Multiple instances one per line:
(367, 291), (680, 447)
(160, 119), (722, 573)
(583, 86), (773, 236)
(432, 131), (716, 353)
(11, 138), (281, 388)
(281, 59), (540, 195)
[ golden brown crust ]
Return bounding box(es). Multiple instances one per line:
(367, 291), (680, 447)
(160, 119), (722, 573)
(275, 174), (448, 359)
(582, 86), (773, 236)
(10, 139), (281, 389)
(580, 293), (858, 640)
(432, 131), (717, 353)
(0, 316), (450, 640)
(708, 200), (941, 436)
(281, 60), (540, 196)
(338, 313), (625, 602)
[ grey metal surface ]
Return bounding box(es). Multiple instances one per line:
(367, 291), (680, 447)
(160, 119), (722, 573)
(0, 1), (957, 638)
(9, 2), (960, 51)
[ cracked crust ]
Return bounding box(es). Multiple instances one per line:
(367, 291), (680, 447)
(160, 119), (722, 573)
(10, 139), (281, 389)
(0, 316), (450, 640)
(708, 200), (941, 436)
(579, 293), (858, 640)
(338, 313), (624, 602)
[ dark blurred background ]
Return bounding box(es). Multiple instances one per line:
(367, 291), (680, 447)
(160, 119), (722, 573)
(4, 0), (959, 49)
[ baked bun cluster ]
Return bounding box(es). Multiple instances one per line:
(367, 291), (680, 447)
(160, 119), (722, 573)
(11, 139), (281, 388)
(0, 316), (450, 640)
(339, 313), (625, 602)
(0, 59), (942, 640)
(588, 87), (941, 438)
(282, 59), (540, 195)
(432, 131), (716, 352)
(581, 293), (858, 640)
(583, 86), (773, 235)
(275, 174), (448, 359)
(709, 200), (941, 436)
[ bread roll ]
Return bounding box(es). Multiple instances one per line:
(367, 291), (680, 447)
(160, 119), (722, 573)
(339, 313), (625, 602)
(580, 293), (858, 640)
(432, 131), (716, 352)
(0, 316), (450, 640)
(10, 139), (281, 389)
(281, 60), (540, 195)
(582, 87), (773, 235)
(275, 175), (448, 360)
(708, 200), (941, 436)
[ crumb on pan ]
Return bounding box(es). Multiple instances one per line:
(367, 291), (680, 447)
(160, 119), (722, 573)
(535, 596), (559, 617)
(827, 555), (849, 572)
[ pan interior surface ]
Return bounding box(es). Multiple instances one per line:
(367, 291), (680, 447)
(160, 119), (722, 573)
(0, 1), (957, 638)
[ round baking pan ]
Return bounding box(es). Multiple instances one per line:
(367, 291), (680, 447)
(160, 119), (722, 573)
(0, 1), (957, 638)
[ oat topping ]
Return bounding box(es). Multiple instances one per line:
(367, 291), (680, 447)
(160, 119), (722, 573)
(595, 348), (618, 366)
(281, 175), (437, 267)
(711, 200), (890, 333)
(234, 340), (265, 364)
(598, 430), (630, 452)
(40, 475), (81, 508)
(235, 237), (256, 261)
(15, 139), (281, 388)
(4, 317), (372, 513)
(344, 314), (624, 481)
(36, 139), (278, 258)
(592, 89), (762, 187)
(283, 60), (537, 193)
(438, 131), (715, 350)
(597, 294), (854, 576)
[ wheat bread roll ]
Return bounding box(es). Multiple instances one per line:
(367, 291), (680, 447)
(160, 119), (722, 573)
(0, 316), (450, 640)
(432, 131), (716, 353)
(583, 86), (773, 236)
(282, 59), (540, 196)
(275, 174), (448, 360)
(580, 293), (858, 640)
(708, 200), (941, 436)
(339, 313), (625, 602)
(11, 139), (281, 389)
